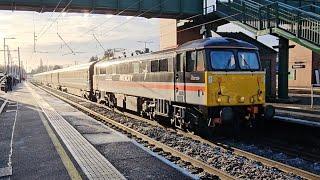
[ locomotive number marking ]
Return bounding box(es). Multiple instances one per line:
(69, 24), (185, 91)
(208, 76), (213, 84)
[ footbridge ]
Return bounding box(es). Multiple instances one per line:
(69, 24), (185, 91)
(0, 0), (203, 18)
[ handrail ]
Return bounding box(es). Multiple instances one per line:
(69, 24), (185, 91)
(263, 0), (320, 19)
(216, 0), (320, 49)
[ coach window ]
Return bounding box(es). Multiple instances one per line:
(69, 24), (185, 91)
(159, 59), (168, 72)
(133, 62), (140, 74)
(122, 64), (127, 74)
(95, 67), (99, 75)
(151, 60), (159, 72)
(100, 67), (106, 74)
(140, 61), (148, 73)
(116, 64), (121, 74)
(112, 65), (116, 74)
(106, 66), (112, 74)
(186, 51), (197, 72)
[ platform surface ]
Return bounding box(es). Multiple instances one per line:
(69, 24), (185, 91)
(269, 93), (320, 127)
(0, 84), (71, 179)
(0, 82), (195, 180)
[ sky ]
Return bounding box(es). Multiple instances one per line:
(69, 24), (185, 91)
(0, 0), (278, 73)
(0, 10), (160, 72)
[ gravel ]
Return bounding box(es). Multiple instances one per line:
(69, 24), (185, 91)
(45, 87), (306, 180)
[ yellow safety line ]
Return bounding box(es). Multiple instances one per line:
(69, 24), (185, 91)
(29, 84), (82, 180)
(37, 104), (82, 180)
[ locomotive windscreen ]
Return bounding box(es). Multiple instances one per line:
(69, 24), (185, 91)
(209, 50), (260, 71)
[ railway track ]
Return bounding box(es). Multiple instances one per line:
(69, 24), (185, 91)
(261, 138), (320, 163)
(34, 83), (320, 180)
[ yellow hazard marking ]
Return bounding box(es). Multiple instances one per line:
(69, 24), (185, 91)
(37, 100), (82, 180)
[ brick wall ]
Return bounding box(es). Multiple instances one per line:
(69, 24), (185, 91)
(177, 27), (202, 46)
(288, 41), (313, 88)
(160, 19), (177, 50)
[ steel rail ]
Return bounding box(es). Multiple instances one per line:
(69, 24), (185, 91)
(34, 84), (236, 180)
(35, 84), (320, 180)
(178, 132), (320, 180)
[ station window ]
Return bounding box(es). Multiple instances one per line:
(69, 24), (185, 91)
(186, 51), (197, 72)
(159, 59), (168, 72)
(151, 60), (159, 72)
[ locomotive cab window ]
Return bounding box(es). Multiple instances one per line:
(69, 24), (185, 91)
(210, 50), (236, 70)
(186, 50), (205, 72)
(238, 51), (260, 71)
(186, 51), (197, 72)
(197, 50), (205, 71)
(176, 54), (184, 72)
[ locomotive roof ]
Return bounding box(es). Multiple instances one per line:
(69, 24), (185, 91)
(95, 50), (175, 67)
(177, 37), (258, 51)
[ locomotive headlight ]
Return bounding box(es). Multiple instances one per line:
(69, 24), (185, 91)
(239, 96), (245, 103)
(258, 96), (263, 101)
(250, 97), (254, 103)
(217, 97), (222, 103)
(228, 97), (232, 103)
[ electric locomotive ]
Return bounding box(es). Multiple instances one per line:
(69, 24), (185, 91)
(33, 37), (275, 134)
(93, 37), (275, 132)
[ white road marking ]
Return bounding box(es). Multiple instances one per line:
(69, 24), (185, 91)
(0, 102), (18, 178)
(5, 110), (17, 113)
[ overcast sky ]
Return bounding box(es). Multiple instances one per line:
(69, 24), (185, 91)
(0, 0), (278, 73)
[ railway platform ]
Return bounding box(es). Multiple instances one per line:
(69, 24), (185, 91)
(269, 93), (320, 127)
(0, 83), (196, 180)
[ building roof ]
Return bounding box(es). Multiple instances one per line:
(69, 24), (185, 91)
(215, 32), (278, 55)
(177, 37), (258, 52)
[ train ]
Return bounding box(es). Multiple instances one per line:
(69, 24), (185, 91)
(33, 37), (275, 135)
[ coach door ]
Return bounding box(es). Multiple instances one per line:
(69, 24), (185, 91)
(174, 53), (186, 102)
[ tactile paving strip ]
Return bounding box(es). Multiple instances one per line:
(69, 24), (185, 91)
(29, 85), (125, 180)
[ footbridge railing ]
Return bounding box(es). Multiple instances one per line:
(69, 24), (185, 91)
(216, 0), (320, 53)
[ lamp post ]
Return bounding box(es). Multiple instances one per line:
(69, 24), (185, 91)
(3, 37), (15, 74)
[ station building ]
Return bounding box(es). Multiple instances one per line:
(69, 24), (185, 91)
(288, 42), (320, 88)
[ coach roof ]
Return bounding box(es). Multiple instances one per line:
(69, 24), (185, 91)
(177, 37), (258, 52)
